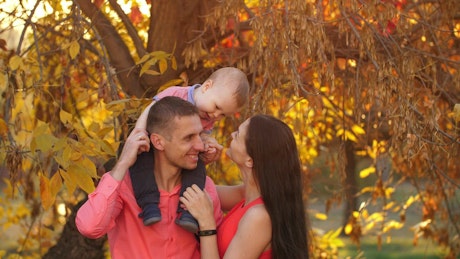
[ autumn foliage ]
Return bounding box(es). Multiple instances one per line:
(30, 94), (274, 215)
(0, 0), (459, 258)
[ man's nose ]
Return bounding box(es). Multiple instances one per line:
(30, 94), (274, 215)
(194, 137), (205, 151)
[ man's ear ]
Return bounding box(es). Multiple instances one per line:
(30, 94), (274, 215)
(150, 133), (165, 151)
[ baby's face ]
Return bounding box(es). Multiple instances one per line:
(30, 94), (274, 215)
(195, 81), (240, 121)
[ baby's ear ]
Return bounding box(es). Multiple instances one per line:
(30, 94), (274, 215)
(202, 79), (213, 91)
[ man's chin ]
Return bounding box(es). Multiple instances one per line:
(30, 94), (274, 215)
(183, 164), (198, 171)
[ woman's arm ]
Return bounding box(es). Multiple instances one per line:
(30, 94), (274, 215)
(223, 205), (272, 259)
(216, 185), (245, 211)
(180, 185), (220, 259)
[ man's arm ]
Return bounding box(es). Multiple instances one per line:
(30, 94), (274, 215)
(110, 127), (150, 180)
(75, 127), (151, 237)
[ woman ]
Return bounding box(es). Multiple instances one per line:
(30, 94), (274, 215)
(180, 115), (309, 259)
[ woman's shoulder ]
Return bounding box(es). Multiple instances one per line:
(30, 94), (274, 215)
(242, 202), (270, 226)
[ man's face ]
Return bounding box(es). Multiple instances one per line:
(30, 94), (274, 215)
(162, 115), (205, 170)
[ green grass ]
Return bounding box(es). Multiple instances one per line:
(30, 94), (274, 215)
(339, 237), (449, 259)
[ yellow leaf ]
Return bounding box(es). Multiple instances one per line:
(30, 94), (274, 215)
(16, 203), (30, 218)
(345, 130), (357, 142)
(364, 221), (376, 232)
(71, 150), (83, 161)
(329, 227), (343, 239)
(69, 40), (80, 59)
(352, 124), (366, 135)
(98, 127), (114, 138)
(159, 59), (167, 74)
(140, 58), (157, 76)
(100, 139), (116, 156)
(136, 53), (151, 65)
(385, 187), (395, 199)
(60, 110), (73, 125)
(344, 223), (353, 234)
(56, 146), (72, 169)
(404, 195), (419, 209)
(171, 56), (177, 70)
(150, 50), (169, 59)
(33, 134), (58, 153)
(50, 172), (63, 198)
(359, 166), (376, 178)
(79, 157), (98, 178)
(40, 174), (54, 210)
(59, 169), (76, 194)
(383, 201), (395, 210)
(143, 70), (161, 76)
(453, 103), (460, 122)
(336, 128), (344, 137)
(0, 118), (8, 138)
(67, 164), (95, 193)
(9, 55), (23, 70)
(0, 71), (7, 90)
(315, 213), (328, 220)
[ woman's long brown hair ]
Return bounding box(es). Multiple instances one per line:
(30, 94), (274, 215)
(246, 115), (309, 259)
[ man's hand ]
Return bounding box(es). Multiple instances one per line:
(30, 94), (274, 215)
(110, 127), (150, 181)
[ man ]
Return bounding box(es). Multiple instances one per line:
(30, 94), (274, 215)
(76, 96), (223, 259)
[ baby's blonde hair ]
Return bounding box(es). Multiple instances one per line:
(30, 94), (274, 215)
(207, 67), (249, 109)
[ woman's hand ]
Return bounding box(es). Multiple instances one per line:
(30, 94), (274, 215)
(180, 184), (217, 230)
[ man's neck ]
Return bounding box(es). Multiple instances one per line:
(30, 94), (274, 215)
(153, 157), (182, 192)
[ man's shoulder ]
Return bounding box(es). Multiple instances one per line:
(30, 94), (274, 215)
(204, 176), (218, 197)
(204, 175), (217, 186)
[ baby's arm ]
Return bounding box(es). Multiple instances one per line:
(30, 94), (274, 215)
(199, 133), (223, 164)
(135, 100), (156, 130)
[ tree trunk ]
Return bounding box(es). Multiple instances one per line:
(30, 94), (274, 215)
(342, 140), (358, 232)
(43, 199), (107, 259)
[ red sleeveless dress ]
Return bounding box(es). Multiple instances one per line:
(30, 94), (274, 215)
(217, 197), (272, 258)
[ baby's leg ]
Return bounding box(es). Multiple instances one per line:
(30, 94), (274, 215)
(130, 148), (161, 226)
(175, 159), (206, 233)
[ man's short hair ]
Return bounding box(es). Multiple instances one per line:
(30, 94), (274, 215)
(147, 96), (199, 138)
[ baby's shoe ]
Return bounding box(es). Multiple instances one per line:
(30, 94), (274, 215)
(175, 211), (198, 233)
(140, 204), (161, 226)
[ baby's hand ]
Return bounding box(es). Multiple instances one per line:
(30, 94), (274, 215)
(200, 134), (223, 164)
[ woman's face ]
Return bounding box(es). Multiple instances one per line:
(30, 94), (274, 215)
(226, 118), (251, 166)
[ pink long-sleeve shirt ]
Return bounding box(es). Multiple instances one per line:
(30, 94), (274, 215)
(76, 173), (223, 259)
